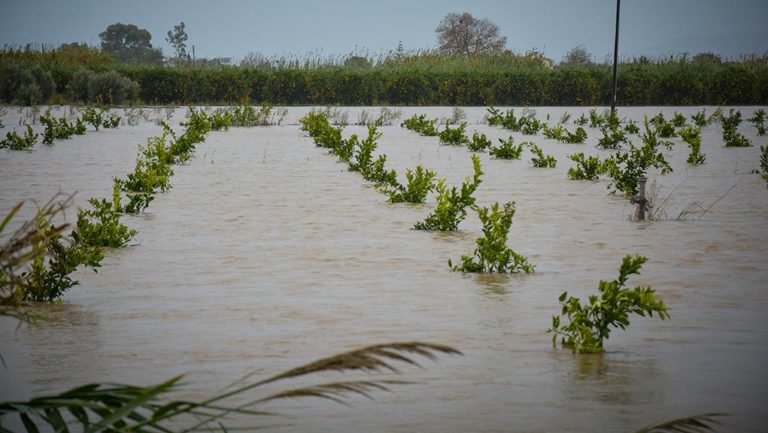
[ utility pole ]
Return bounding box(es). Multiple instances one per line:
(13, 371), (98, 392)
(192, 45), (195, 67)
(610, 0), (621, 114)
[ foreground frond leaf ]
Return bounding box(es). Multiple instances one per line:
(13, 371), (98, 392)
(634, 413), (726, 433)
(257, 380), (412, 406)
(263, 342), (461, 383)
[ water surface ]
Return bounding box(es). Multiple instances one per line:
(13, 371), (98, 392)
(1, 106), (767, 432)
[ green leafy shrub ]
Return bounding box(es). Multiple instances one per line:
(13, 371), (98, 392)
(401, 114), (439, 136)
(349, 125), (382, 172)
(597, 125), (628, 149)
(81, 107), (121, 130)
(20, 212), (103, 302)
(65, 68), (139, 104)
(690, 109), (710, 127)
(88, 70), (140, 104)
(588, 109), (605, 128)
(219, 103), (285, 126)
(678, 126), (706, 165)
(487, 107), (544, 135)
(415, 154), (483, 231)
(2, 197), (70, 315)
(603, 129), (672, 196)
(721, 109), (751, 147)
(365, 153), (399, 187)
(566, 126), (588, 143)
(542, 124), (565, 140)
(76, 184), (136, 248)
(519, 115), (543, 135)
(346, 126), (397, 186)
(760, 145), (768, 183)
(467, 132), (492, 152)
(543, 124), (587, 143)
(486, 106), (527, 131)
(438, 122), (468, 145)
(333, 130), (356, 162)
(0, 126), (38, 150)
(81, 106), (105, 130)
(169, 108), (213, 159)
(548, 255), (670, 353)
(383, 165), (436, 203)
(624, 119), (640, 134)
(671, 111), (687, 127)
(0, 64), (55, 105)
(66, 68), (93, 102)
(489, 136), (524, 159)
(640, 117), (674, 151)
(567, 152), (604, 180)
(527, 142), (557, 167)
(648, 112), (677, 138)
(747, 108), (766, 135)
(117, 158), (173, 194)
(40, 111), (86, 144)
(116, 135), (175, 194)
(300, 110), (331, 137)
(208, 111), (231, 131)
(449, 202), (534, 273)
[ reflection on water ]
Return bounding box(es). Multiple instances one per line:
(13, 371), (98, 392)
(1, 106), (767, 432)
(565, 352), (661, 405)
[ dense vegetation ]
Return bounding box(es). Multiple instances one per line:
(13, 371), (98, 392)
(2, 47), (767, 105)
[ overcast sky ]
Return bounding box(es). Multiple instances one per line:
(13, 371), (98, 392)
(1, 0), (766, 63)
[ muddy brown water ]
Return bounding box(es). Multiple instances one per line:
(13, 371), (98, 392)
(1, 106), (767, 432)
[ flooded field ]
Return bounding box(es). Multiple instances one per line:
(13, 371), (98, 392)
(1, 106), (767, 432)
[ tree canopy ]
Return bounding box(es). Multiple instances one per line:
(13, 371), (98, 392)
(166, 22), (190, 63)
(99, 23), (163, 64)
(560, 45), (593, 66)
(435, 12), (507, 56)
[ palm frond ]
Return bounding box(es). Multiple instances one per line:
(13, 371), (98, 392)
(0, 375), (186, 433)
(256, 379), (412, 406)
(263, 342), (462, 383)
(180, 342), (460, 432)
(635, 413), (726, 433)
(0, 342), (460, 433)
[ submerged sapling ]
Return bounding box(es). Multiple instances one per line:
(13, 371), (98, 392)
(449, 202), (534, 273)
(547, 255), (669, 353)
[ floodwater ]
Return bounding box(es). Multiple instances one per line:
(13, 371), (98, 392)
(1, 106), (767, 432)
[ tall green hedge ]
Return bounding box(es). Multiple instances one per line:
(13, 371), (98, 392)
(2, 60), (766, 106)
(119, 63), (768, 106)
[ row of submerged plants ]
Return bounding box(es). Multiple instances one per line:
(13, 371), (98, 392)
(401, 112), (559, 167)
(0, 106), (121, 150)
(1, 106), (733, 432)
(1, 107), (225, 303)
(301, 110), (535, 274)
(309, 109), (680, 355)
(0, 106), (471, 431)
(484, 106), (766, 190)
(400, 105), (768, 354)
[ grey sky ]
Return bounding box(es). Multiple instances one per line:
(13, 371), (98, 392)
(1, 0), (766, 62)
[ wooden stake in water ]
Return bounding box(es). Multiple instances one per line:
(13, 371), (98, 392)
(636, 176), (647, 221)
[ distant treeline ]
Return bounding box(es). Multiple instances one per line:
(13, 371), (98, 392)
(1, 53), (767, 106)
